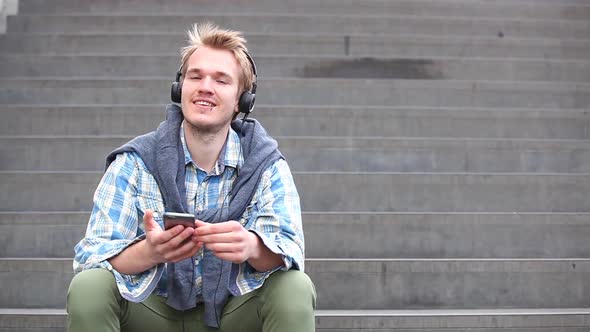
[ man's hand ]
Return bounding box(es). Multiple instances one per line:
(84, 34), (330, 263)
(194, 220), (284, 271)
(143, 209), (202, 265)
(108, 209), (202, 275)
(192, 220), (258, 264)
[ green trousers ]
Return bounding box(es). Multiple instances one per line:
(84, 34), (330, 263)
(67, 268), (316, 332)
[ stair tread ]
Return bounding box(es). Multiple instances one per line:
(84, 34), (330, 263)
(4, 134), (590, 143)
(317, 308), (590, 316)
(3, 257), (590, 261)
(3, 308), (590, 316)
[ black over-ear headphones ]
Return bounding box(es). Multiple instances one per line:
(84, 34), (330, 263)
(170, 50), (258, 116)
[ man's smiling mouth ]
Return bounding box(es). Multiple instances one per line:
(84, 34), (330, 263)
(195, 100), (216, 107)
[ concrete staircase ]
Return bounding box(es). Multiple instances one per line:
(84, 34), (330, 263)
(2, 0), (590, 331)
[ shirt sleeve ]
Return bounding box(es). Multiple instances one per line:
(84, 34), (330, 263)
(73, 152), (163, 302)
(231, 158), (305, 294)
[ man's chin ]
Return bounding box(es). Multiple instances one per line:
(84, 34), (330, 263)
(183, 118), (227, 136)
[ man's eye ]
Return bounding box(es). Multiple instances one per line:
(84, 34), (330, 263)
(217, 80), (228, 84)
(190, 76), (201, 80)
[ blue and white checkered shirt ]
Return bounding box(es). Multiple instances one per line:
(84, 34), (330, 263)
(73, 125), (304, 302)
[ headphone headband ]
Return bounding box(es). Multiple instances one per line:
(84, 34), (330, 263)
(243, 50), (257, 94)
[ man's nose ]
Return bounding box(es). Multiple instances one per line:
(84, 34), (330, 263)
(198, 76), (214, 94)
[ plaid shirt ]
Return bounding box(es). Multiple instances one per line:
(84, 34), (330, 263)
(73, 125), (304, 302)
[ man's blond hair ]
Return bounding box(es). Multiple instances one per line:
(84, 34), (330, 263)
(180, 22), (254, 93)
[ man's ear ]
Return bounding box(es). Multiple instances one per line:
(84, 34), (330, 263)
(235, 89), (242, 111)
(232, 101), (240, 120)
(232, 107), (240, 120)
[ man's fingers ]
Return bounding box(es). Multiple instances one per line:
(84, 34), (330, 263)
(196, 233), (239, 244)
(151, 225), (184, 244)
(143, 209), (186, 245)
(162, 227), (195, 248)
(194, 219), (208, 228)
(154, 228), (199, 262)
(194, 222), (222, 236)
(167, 239), (202, 262)
(194, 220), (241, 236)
(204, 242), (240, 253)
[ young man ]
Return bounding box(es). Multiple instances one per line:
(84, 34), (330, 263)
(67, 22), (316, 332)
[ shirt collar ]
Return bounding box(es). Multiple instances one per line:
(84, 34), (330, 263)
(180, 123), (243, 173)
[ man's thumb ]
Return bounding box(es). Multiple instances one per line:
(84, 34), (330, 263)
(143, 209), (161, 232)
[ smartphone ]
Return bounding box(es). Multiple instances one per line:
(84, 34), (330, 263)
(163, 212), (196, 230)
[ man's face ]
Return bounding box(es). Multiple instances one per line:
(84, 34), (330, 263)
(180, 46), (241, 134)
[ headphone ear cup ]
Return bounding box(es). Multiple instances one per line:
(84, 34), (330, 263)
(238, 91), (256, 114)
(171, 80), (182, 103)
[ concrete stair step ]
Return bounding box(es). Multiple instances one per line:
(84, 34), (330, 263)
(16, 0), (590, 20)
(3, 55), (590, 82)
(1, 34), (589, 60)
(4, 308), (590, 332)
(1, 171), (589, 212)
(2, 212), (590, 259)
(2, 105), (587, 139)
(2, 136), (590, 173)
(303, 213), (590, 259)
(1, 78), (589, 108)
(7, 14), (590, 40)
(0, 212), (84, 258)
(316, 309), (590, 331)
(0, 309), (64, 332)
(308, 258), (590, 309)
(3, 258), (590, 309)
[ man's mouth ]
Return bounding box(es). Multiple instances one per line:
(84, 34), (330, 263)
(195, 100), (215, 107)
(193, 98), (217, 109)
